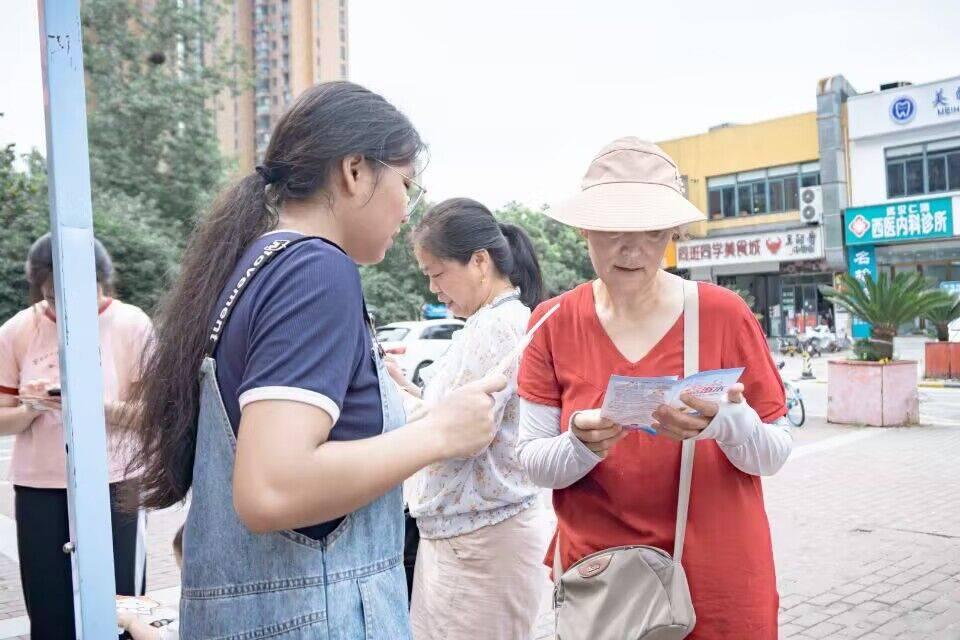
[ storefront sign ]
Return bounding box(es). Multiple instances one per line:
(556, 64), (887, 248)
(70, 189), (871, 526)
(846, 246), (877, 339)
(675, 228), (824, 269)
(849, 77), (960, 139)
(844, 196), (960, 246)
(932, 85), (960, 119)
(889, 95), (916, 125)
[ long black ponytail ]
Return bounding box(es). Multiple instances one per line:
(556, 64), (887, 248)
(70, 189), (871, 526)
(127, 81), (425, 510)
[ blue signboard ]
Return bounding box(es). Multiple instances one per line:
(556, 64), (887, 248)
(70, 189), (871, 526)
(422, 303), (450, 319)
(847, 246), (877, 339)
(844, 197), (956, 246)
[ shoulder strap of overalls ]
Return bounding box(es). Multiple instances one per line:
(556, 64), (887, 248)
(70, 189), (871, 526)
(204, 235), (321, 358)
(673, 278), (699, 566)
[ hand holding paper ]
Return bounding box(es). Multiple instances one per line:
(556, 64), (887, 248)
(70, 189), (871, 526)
(653, 382), (745, 442)
(600, 368), (745, 435)
(570, 409), (629, 458)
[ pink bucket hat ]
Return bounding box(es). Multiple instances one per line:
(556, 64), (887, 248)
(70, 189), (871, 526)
(546, 137), (706, 232)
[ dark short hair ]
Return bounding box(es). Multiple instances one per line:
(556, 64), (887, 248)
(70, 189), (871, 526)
(24, 233), (114, 304)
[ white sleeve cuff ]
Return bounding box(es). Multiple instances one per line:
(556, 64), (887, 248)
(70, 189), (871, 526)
(566, 422), (604, 465)
(696, 401), (792, 476)
(238, 386), (341, 425)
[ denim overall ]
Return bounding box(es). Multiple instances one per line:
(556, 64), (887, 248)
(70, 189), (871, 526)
(179, 238), (410, 639)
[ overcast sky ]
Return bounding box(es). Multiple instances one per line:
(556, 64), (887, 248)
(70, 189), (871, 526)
(3, 0), (959, 210)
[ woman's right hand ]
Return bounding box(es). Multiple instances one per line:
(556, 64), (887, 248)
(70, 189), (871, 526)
(427, 374), (507, 459)
(571, 409), (628, 458)
(19, 379), (57, 413)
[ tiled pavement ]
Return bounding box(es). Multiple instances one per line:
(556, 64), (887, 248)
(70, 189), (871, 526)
(1, 377), (959, 638)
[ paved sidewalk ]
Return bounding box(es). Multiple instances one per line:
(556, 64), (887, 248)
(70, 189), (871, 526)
(531, 421), (960, 639)
(2, 394), (959, 638)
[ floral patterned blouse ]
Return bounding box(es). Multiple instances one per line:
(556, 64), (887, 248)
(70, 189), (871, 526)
(408, 289), (540, 539)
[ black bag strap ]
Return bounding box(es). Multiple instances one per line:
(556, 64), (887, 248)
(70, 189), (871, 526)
(204, 235), (321, 358)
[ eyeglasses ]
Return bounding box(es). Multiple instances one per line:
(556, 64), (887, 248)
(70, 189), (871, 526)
(374, 159), (426, 213)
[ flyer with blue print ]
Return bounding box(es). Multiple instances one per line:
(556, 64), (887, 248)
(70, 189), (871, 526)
(600, 368), (745, 432)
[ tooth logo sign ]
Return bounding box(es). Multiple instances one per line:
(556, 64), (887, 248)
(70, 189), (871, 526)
(890, 96), (916, 125)
(765, 238), (782, 254)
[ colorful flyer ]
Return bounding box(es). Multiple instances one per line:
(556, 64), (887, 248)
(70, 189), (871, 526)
(599, 368), (745, 431)
(664, 367), (746, 410)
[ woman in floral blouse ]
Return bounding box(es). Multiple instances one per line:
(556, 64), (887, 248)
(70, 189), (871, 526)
(389, 198), (549, 640)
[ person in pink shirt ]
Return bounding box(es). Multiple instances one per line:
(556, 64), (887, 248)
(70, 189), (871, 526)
(0, 234), (153, 639)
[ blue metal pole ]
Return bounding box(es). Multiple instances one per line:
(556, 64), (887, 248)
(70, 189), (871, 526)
(37, 1), (118, 637)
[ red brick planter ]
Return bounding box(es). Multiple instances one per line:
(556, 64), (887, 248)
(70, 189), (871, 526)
(925, 342), (960, 379)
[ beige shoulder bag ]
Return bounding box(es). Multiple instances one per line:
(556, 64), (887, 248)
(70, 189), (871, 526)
(552, 279), (699, 640)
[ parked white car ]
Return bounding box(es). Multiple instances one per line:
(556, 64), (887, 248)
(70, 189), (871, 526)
(376, 319), (465, 385)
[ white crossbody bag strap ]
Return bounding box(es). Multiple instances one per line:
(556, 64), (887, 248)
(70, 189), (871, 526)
(553, 279), (700, 587)
(674, 279), (699, 566)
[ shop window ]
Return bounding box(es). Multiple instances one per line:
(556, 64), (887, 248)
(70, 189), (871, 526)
(885, 139), (960, 198)
(708, 189), (722, 219)
(905, 158), (924, 195)
(751, 182), (767, 214)
(721, 186), (736, 218)
(949, 152), (960, 191)
(801, 172), (820, 187)
(705, 164), (812, 220)
(887, 161), (906, 198)
(928, 156), (948, 193)
(738, 184), (752, 215)
(768, 179), (785, 213)
(784, 176), (800, 210)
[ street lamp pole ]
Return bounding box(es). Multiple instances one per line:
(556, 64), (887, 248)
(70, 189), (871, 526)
(37, 1), (118, 637)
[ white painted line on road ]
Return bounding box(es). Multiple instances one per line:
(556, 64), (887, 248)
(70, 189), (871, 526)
(791, 427), (886, 461)
(0, 514), (17, 565)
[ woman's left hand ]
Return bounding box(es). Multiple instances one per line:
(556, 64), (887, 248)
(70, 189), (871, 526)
(651, 383), (745, 441)
(383, 346), (422, 398)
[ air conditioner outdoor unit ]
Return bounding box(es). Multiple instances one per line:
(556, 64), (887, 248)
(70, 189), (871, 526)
(799, 186), (822, 224)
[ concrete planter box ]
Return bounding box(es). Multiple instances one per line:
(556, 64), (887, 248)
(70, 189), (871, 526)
(827, 360), (919, 426)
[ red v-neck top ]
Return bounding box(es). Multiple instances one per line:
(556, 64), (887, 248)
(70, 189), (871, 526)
(518, 281), (786, 639)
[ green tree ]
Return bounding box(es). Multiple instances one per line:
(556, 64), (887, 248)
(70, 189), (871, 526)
(497, 202), (594, 297)
(0, 145), (50, 321)
(360, 201), (595, 325)
(922, 292), (960, 342)
(92, 191), (181, 312)
(0, 145), (181, 320)
(82, 0), (246, 232)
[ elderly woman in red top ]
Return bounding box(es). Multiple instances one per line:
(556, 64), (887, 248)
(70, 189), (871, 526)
(517, 138), (792, 639)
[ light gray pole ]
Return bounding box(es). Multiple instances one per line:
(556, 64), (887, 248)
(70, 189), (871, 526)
(37, 1), (119, 636)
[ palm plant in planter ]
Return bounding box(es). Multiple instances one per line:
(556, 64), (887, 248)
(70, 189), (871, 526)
(922, 293), (960, 342)
(816, 272), (950, 426)
(819, 272), (950, 361)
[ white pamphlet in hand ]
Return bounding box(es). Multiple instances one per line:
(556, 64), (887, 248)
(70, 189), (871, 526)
(599, 368), (745, 433)
(600, 375), (678, 434)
